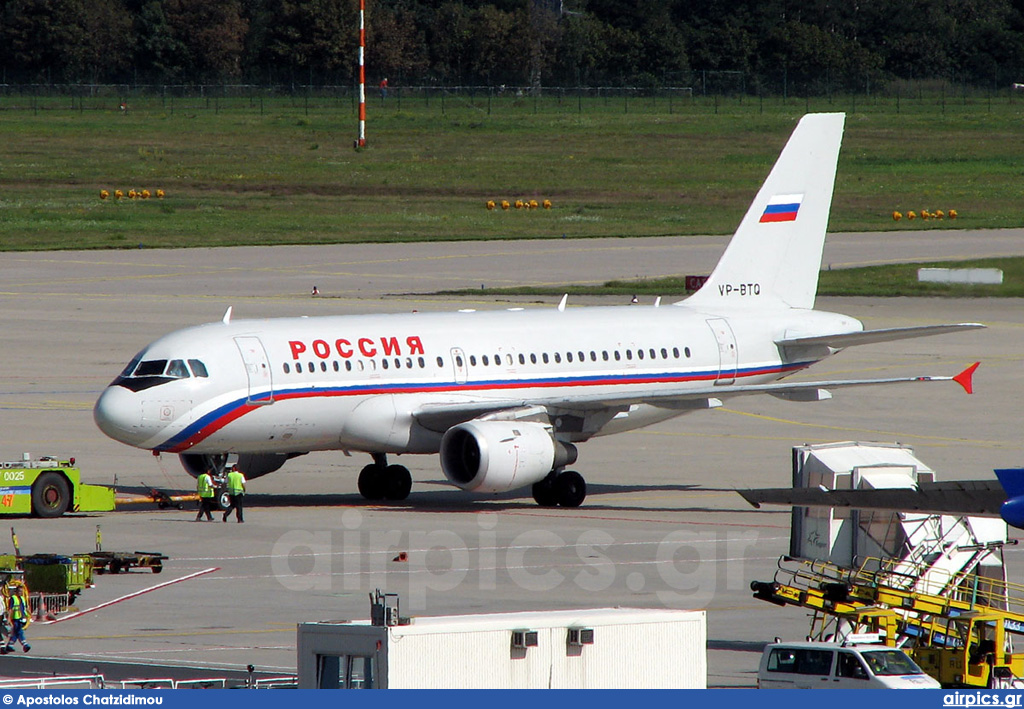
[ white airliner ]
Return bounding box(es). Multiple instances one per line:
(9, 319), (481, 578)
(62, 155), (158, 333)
(94, 113), (982, 507)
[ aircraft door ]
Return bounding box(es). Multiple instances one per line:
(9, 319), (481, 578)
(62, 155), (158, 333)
(450, 347), (468, 384)
(706, 318), (738, 385)
(235, 336), (275, 405)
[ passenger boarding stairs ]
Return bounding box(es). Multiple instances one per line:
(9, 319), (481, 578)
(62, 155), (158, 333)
(870, 514), (1003, 601)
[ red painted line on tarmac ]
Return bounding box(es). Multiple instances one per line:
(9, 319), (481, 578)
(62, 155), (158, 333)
(40, 567), (220, 624)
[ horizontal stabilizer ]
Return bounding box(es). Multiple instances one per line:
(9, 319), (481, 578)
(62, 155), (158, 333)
(776, 323), (985, 349)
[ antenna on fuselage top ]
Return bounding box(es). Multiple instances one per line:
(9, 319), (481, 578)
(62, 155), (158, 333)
(222, 306), (233, 324)
(557, 294), (568, 312)
(654, 296), (662, 307)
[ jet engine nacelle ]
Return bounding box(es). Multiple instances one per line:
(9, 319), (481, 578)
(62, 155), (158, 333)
(440, 420), (577, 493)
(179, 452), (295, 480)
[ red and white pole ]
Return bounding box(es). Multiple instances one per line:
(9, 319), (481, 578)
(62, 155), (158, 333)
(357, 0), (366, 147)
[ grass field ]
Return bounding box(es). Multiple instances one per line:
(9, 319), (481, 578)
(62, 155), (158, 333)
(0, 93), (1023, 251)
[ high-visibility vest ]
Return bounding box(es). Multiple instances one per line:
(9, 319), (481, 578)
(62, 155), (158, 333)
(197, 474), (214, 498)
(9, 594), (26, 622)
(227, 470), (246, 495)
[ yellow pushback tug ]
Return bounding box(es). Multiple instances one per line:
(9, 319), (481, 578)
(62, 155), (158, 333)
(0, 456), (114, 518)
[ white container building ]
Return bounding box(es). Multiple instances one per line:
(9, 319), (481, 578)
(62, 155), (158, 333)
(297, 606), (706, 689)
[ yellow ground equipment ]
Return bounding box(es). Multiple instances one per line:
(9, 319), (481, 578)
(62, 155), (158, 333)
(751, 555), (1024, 688)
(0, 457), (114, 518)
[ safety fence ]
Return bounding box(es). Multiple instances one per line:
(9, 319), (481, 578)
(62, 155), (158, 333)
(0, 82), (1018, 118)
(0, 674), (298, 689)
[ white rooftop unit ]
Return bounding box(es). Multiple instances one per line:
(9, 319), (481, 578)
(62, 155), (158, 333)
(297, 606), (706, 689)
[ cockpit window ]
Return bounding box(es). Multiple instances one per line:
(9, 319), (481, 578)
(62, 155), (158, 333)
(166, 360), (189, 379)
(134, 359), (168, 377)
(119, 354), (143, 378)
(113, 355), (207, 392)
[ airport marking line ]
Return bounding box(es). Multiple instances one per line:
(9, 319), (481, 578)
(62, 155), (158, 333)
(40, 567), (219, 625)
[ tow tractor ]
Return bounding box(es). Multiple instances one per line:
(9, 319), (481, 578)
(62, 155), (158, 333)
(0, 456), (114, 518)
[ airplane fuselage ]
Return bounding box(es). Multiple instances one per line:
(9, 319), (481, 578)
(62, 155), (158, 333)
(95, 304), (859, 458)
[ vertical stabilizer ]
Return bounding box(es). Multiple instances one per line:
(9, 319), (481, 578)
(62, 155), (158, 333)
(683, 113), (845, 310)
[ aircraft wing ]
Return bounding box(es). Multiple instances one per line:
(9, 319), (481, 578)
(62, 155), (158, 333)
(737, 481), (1006, 517)
(776, 323), (984, 349)
(550, 363), (978, 410)
(412, 362), (978, 430)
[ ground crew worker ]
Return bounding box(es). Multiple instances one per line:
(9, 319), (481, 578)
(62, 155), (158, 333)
(2, 584), (29, 653)
(195, 468), (215, 521)
(223, 465), (246, 523)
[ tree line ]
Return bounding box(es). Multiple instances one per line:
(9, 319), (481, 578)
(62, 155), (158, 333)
(1, 0), (1022, 94)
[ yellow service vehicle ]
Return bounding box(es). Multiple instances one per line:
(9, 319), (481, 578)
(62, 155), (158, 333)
(0, 457), (114, 518)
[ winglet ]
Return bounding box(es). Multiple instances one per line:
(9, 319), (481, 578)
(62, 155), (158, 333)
(952, 361), (980, 394)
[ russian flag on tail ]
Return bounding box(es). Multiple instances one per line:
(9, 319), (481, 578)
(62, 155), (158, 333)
(759, 194), (804, 223)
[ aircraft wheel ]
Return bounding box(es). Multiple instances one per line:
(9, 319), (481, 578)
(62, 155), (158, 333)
(531, 476), (559, 507)
(555, 470), (586, 508)
(357, 464), (386, 500)
(383, 465), (412, 501)
(32, 472), (71, 518)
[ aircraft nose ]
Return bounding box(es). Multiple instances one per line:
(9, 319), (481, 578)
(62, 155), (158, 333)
(94, 386), (148, 447)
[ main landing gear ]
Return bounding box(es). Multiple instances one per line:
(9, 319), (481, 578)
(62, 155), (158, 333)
(358, 453), (412, 501)
(531, 470), (586, 508)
